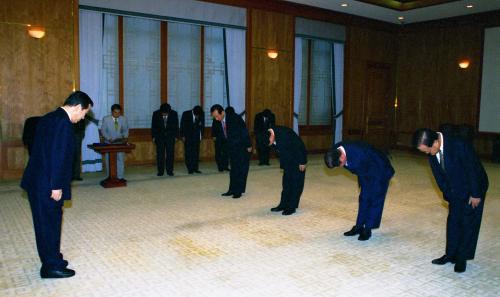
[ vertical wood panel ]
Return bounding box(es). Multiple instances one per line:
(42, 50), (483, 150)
(0, 0), (74, 178)
(248, 9), (294, 130)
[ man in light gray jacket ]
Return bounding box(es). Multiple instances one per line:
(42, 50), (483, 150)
(101, 104), (129, 181)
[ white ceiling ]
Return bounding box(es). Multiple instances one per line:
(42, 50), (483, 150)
(283, 0), (500, 24)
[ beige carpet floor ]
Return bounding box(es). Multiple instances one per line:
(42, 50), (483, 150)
(0, 151), (499, 297)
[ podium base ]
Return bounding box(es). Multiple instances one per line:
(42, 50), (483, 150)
(100, 178), (127, 188)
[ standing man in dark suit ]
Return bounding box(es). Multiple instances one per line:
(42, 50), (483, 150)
(254, 109), (276, 165)
(180, 105), (204, 174)
(152, 103), (179, 176)
(264, 126), (307, 215)
(20, 91), (93, 278)
(210, 104), (252, 198)
(212, 114), (229, 172)
(413, 128), (488, 273)
(324, 141), (394, 241)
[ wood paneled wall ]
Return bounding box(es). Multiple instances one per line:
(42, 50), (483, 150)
(395, 11), (500, 156)
(344, 25), (398, 141)
(247, 9), (294, 130)
(0, 0), (76, 179)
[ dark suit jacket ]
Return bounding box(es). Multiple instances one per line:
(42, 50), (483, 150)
(180, 110), (204, 142)
(254, 111), (276, 134)
(212, 119), (225, 141)
(429, 134), (488, 201)
(335, 141), (394, 182)
(273, 126), (307, 169)
(151, 109), (179, 141)
(225, 112), (251, 152)
(21, 108), (75, 200)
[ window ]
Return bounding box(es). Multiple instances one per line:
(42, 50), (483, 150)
(299, 38), (335, 127)
(123, 17), (161, 128)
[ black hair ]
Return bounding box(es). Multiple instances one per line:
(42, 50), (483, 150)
(324, 148), (341, 168)
(63, 91), (93, 109)
(412, 128), (438, 148)
(193, 105), (203, 117)
(160, 103), (171, 113)
(225, 106), (235, 115)
(210, 104), (224, 114)
(111, 104), (122, 112)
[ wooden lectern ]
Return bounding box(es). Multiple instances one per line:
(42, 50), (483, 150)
(88, 143), (136, 188)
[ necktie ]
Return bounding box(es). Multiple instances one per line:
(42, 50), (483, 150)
(222, 120), (227, 137)
(439, 150), (445, 171)
(114, 118), (119, 131)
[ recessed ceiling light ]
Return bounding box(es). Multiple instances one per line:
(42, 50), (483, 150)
(466, 4), (474, 8)
(340, 3), (348, 7)
(398, 16), (404, 20)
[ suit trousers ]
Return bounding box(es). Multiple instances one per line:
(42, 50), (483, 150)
(228, 149), (250, 194)
(446, 196), (485, 260)
(28, 190), (66, 270)
(156, 138), (175, 174)
(278, 167), (305, 210)
(256, 135), (270, 164)
(214, 140), (229, 171)
(184, 140), (200, 173)
(356, 178), (390, 229)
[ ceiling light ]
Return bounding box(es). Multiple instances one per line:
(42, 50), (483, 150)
(466, 4), (474, 8)
(340, 3), (348, 7)
(398, 16), (404, 21)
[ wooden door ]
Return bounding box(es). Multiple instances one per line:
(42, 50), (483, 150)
(363, 62), (393, 152)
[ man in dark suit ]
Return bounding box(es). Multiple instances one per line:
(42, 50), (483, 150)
(20, 91), (93, 279)
(152, 103), (179, 176)
(413, 128), (488, 273)
(254, 109), (276, 165)
(324, 141), (394, 241)
(212, 113), (229, 172)
(180, 105), (204, 174)
(264, 126), (307, 215)
(22, 116), (41, 156)
(210, 104), (252, 198)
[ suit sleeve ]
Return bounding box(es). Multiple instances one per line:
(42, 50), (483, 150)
(100, 117), (111, 141)
(151, 113), (157, 139)
(50, 120), (73, 190)
(296, 137), (307, 165)
(173, 112), (179, 137)
(461, 141), (486, 198)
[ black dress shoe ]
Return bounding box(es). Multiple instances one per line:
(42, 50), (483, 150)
(167, 172), (174, 176)
(40, 268), (75, 279)
(188, 171), (194, 174)
(194, 170), (202, 174)
(431, 255), (455, 265)
(454, 260), (466, 273)
(232, 193), (242, 198)
(344, 225), (363, 236)
(270, 206), (284, 212)
(157, 173), (164, 176)
(222, 191), (233, 196)
(282, 209), (296, 216)
(358, 228), (372, 241)
(119, 178), (127, 182)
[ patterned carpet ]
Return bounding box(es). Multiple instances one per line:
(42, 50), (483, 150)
(0, 151), (499, 297)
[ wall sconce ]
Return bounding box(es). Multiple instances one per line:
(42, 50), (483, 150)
(267, 49), (278, 59)
(27, 25), (45, 39)
(458, 58), (470, 69)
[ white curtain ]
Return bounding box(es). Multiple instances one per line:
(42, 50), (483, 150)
(204, 26), (227, 126)
(98, 14), (119, 123)
(333, 42), (344, 143)
(79, 10), (103, 172)
(293, 37), (303, 134)
(310, 39), (333, 125)
(168, 22), (201, 115)
(298, 39), (308, 126)
(224, 28), (246, 120)
(123, 17), (161, 128)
